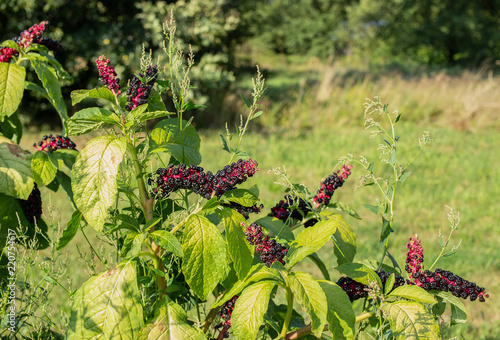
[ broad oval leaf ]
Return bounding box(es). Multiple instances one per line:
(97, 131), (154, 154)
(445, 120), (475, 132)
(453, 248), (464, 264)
(0, 63), (25, 118)
(71, 87), (116, 105)
(381, 301), (440, 340)
(232, 280), (276, 340)
(181, 214), (227, 299)
(318, 280), (355, 340)
(336, 262), (382, 290)
(149, 230), (183, 257)
(150, 118), (201, 165)
(138, 298), (205, 340)
(66, 260), (144, 339)
(288, 271), (327, 337)
(31, 151), (57, 185)
(71, 135), (126, 231)
(67, 107), (121, 136)
(216, 207), (254, 279)
(389, 285), (437, 304)
(0, 136), (34, 199)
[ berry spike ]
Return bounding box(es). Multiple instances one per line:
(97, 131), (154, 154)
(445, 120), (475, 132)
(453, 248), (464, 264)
(125, 65), (159, 111)
(313, 164), (352, 207)
(0, 47), (18, 63)
(17, 21), (49, 48)
(336, 270), (407, 302)
(269, 194), (311, 223)
(19, 184), (43, 223)
(243, 222), (288, 267)
(405, 235), (424, 274)
(33, 134), (77, 152)
(96, 55), (121, 95)
(213, 295), (238, 339)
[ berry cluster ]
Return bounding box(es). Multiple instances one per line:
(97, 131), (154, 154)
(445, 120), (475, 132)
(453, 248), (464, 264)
(405, 235), (424, 274)
(269, 195), (311, 222)
(19, 184), (43, 223)
(222, 201), (263, 219)
(313, 165), (353, 207)
(244, 222), (288, 267)
(33, 134), (77, 152)
(149, 159), (258, 199)
(0, 47), (18, 63)
(214, 295), (238, 339)
(96, 55), (121, 95)
(125, 65), (159, 111)
(409, 269), (489, 302)
(336, 270), (407, 302)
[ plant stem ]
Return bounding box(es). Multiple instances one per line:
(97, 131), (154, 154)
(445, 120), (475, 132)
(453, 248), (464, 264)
(280, 287), (294, 338)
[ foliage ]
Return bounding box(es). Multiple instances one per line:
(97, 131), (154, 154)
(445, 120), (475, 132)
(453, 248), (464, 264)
(0, 15), (492, 340)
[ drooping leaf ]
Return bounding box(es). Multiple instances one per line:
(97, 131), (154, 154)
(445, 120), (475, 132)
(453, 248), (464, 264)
(182, 214), (227, 299)
(432, 291), (467, 324)
(0, 136), (34, 199)
(71, 87), (116, 105)
(0, 63), (25, 118)
(137, 298), (205, 340)
(150, 118), (201, 165)
(67, 107), (121, 136)
(232, 280), (276, 340)
(336, 262), (382, 289)
(66, 260), (144, 339)
(149, 230), (183, 257)
(56, 170), (75, 205)
(318, 280), (355, 340)
(216, 207), (254, 279)
(381, 301), (440, 340)
(31, 151), (57, 186)
(288, 271), (327, 337)
(56, 210), (83, 251)
(71, 135), (126, 231)
(388, 285), (437, 304)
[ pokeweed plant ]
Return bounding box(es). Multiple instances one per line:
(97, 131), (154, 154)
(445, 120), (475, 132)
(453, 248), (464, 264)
(0, 15), (490, 340)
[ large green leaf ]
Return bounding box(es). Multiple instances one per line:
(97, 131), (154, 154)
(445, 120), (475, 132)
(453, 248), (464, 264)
(67, 107), (121, 136)
(232, 280), (277, 340)
(31, 151), (57, 185)
(71, 87), (116, 105)
(336, 262), (382, 289)
(71, 135), (126, 231)
(0, 63), (25, 118)
(149, 230), (183, 257)
(318, 280), (355, 340)
(150, 118), (201, 165)
(138, 298), (205, 340)
(182, 214), (227, 299)
(288, 271), (327, 337)
(66, 260), (144, 339)
(389, 285), (437, 304)
(432, 290), (467, 324)
(381, 301), (441, 339)
(216, 207), (254, 279)
(0, 111), (23, 143)
(29, 57), (69, 125)
(286, 215), (351, 269)
(0, 136), (34, 199)
(220, 189), (259, 207)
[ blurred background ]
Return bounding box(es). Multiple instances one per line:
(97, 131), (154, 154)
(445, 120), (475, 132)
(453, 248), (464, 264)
(2, 1), (499, 338)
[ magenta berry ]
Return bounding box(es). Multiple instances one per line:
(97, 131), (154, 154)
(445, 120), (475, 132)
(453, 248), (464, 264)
(125, 65), (159, 111)
(313, 165), (352, 207)
(0, 47), (18, 63)
(405, 235), (424, 274)
(244, 222), (288, 267)
(16, 21), (50, 48)
(19, 184), (43, 223)
(33, 134), (77, 152)
(96, 55), (121, 95)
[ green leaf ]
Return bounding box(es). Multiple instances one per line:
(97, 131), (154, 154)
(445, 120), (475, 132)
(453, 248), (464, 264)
(71, 87), (116, 105)
(56, 210), (82, 251)
(47, 149), (79, 170)
(329, 202), (361, 220)
(149, 230), (183, 257)
(1, 40), (21, 51)
(336, 263), (382, 289)
(381, 301), (440, 339)
(385, 273), (396, 295)
(29, 57), (69, 125)
(288, 271), (327, 337)
(318, 280), (355, 340)
(120, 232), (145, 258)
(71, 135), (126, 231)
(250, 110), (263, 120)
(432, 290), (467, 324)
(287, 215), (353, 269)
(220, 134), (230, 152)
(182, 214), (227, 299)
(56, 170), (75, 205)
(389, 285), (437, 304)
(67, 107), (121, 136)
(388, 149), (397, 165)
(240, 94), (252, 108)
(37, 52), (71, 80)
(0, 193), (29, 248)
(31, 151), (57, 185)
(232, 280), (276, 340)
(216, 207), (254, 279)
(146, 89), (167, 112)
(363, 203), (379, 215)
(367, 162), (374, 173)
(220, 188), (259, 207)
(399, 171), (411, 184)
(307, 253), (330, 281)
(0, 111), (23, 143)
(0, 63), (25, 118)
(0, 136), (34, 199)
(380, 216), (394, 243)
(150, 118), (201, 165)
(137, 298), (205, 340)
(254, 216), (294, 242)
(66, 260), (144, 339)
(127, 110), (174, 125)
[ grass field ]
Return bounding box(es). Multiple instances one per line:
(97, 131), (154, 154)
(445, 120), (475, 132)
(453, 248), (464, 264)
(18, 56), (500, 339)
